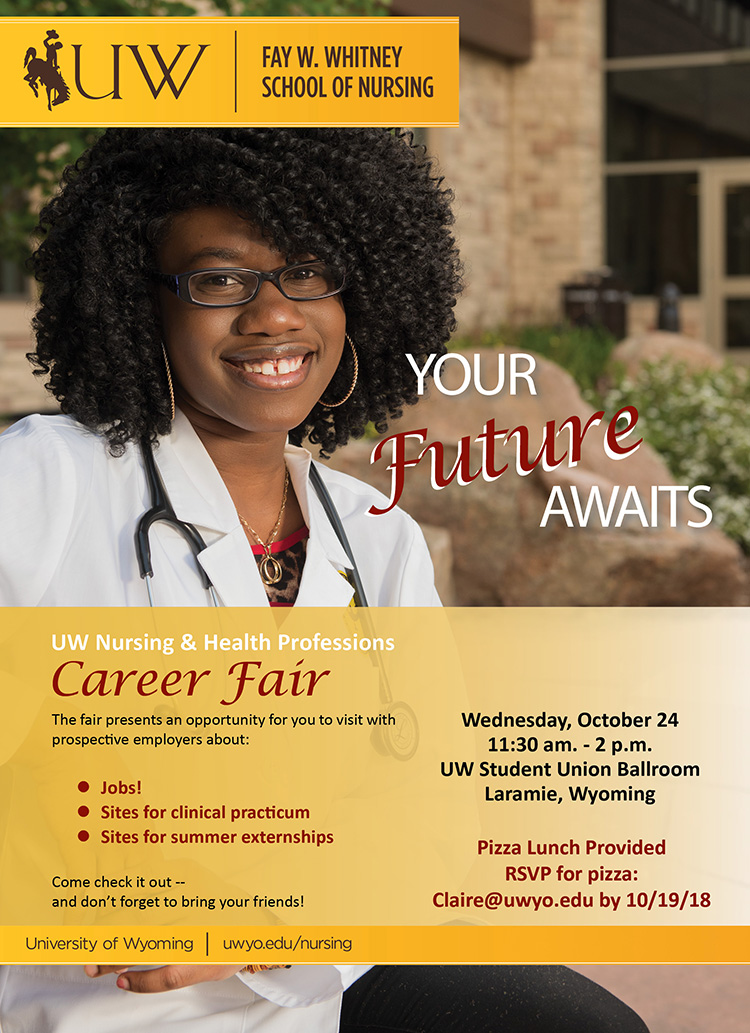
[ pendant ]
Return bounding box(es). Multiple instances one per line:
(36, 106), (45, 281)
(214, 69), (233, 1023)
(259, 553), (283, 585)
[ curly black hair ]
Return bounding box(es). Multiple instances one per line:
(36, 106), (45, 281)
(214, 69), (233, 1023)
(29, 128), (461, 455)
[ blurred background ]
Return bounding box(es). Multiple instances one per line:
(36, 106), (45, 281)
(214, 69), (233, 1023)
(4, 0), (750, 604)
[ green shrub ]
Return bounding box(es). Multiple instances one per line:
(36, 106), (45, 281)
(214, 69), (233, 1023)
(451, 323), (616, 395)
(599, 361), (750, 551)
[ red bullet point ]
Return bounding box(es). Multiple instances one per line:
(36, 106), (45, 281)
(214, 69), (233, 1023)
(78, 830), (89, 842)
(78, 781), (89, 793)
(78, 805), (89, 817)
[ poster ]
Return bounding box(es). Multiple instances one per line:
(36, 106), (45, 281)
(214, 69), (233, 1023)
(0, 6), (748, 1033)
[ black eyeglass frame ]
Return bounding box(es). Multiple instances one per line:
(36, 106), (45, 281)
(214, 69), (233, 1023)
(151, 261), (347, 308)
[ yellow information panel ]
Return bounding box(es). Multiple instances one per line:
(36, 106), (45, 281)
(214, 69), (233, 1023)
(0, 17), (458, 127)
(0, 608), (747, 963)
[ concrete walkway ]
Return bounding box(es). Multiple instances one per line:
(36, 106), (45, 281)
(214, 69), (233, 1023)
(571, 966), (749, 1033)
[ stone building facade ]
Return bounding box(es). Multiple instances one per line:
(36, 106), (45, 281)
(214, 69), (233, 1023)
(418, 0), (604, 333)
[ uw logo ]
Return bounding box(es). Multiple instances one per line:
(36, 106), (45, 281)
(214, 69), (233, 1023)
(22, 28), (210, 109)
(23, 30), (69, 110)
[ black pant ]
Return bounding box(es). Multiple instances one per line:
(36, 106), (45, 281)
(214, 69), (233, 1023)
(341, 965), (649, 1033)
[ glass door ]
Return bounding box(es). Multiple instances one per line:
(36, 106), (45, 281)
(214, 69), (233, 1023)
(703, 163), (750, 352)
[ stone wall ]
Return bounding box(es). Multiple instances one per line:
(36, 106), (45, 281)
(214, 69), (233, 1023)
(0, 297), (49, 417)
(507, 0), (603, 324)
(432, 0), (604, 332)
(429, 50), (513, 333)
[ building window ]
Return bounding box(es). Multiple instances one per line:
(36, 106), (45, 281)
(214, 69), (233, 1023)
(607, 0), (750, 59)
(605, 0), (750, 308)
(607, 173), (699, 296)
(607, 62), (750, 163)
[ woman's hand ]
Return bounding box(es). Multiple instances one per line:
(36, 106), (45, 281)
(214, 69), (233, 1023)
(84, 964), (246, 993)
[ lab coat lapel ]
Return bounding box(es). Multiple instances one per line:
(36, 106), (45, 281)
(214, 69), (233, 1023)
(154, 413), (268, 606)
(197, 527), (270, 606)
(297, 535), (357, 606)
(154, 411), (238, 532)
(286, 448), (356, 608)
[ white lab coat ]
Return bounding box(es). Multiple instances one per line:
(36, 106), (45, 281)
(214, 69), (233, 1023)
(0, 964), (369, 1032)
(0, 411), (439, 1030)
(0, 412), (440, 608)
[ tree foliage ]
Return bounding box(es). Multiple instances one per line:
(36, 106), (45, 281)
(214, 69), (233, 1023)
(0, 0), (386, 17)
(0, 129), (101, 264)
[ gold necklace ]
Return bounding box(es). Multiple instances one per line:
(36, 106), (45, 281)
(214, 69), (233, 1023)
(238, 467), (289, 586)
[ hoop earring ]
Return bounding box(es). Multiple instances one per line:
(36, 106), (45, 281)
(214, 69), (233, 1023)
(319, 334), (358, 408)
(162, 343), (176, 421)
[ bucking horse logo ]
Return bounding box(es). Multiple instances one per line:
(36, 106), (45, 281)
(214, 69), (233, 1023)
(23, 30), (70, 110)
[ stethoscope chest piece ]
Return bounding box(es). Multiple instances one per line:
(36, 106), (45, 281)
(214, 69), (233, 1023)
(370, 701), (420, 762)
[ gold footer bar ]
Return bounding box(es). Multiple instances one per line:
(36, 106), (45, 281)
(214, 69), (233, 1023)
(2, 926), (746, 965)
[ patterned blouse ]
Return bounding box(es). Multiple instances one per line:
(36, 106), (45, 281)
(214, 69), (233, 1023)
(249, 525), (309, 606)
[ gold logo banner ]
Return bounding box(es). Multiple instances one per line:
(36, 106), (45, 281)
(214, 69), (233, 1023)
(1, 17), (458, 127)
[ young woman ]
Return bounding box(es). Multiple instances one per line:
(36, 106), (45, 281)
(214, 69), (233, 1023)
(0, 127), (461, 607)
(0, 128), (648, 1033)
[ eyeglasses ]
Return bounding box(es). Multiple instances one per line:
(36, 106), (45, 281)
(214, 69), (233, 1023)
(152, 261), (346, 308)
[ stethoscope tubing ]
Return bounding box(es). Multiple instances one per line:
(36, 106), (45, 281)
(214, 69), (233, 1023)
(307, 462), (369, 607)
(136, 439), (219, 604)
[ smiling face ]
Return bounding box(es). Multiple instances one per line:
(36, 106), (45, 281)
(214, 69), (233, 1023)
(156, 207), (346, 441)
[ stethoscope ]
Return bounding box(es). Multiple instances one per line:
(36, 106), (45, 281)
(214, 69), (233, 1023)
(134, 440), (418, 759)
(135, 439), (368, 608)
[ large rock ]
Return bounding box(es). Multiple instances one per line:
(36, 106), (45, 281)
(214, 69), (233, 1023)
(613, 332), (723, 379)
(324, 348), (747, 606)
